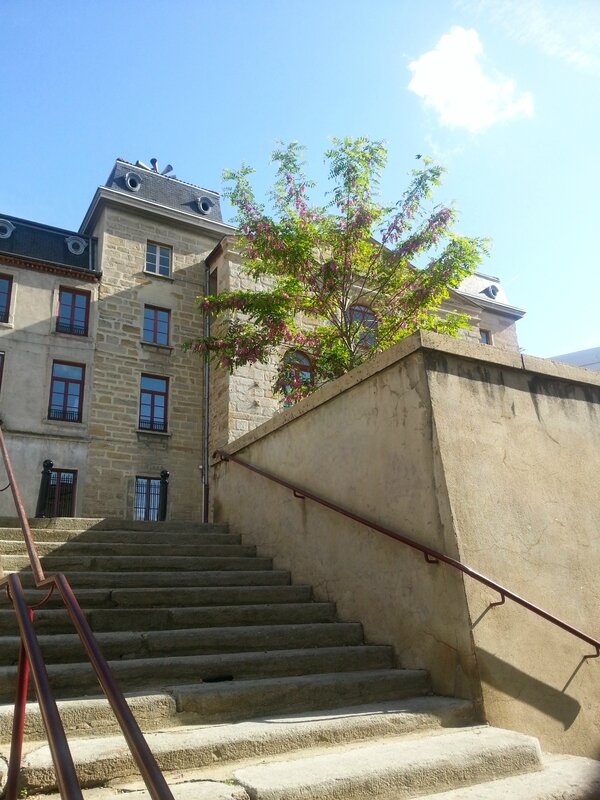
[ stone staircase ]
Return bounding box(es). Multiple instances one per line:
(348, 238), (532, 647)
(0, 519), (598, 799)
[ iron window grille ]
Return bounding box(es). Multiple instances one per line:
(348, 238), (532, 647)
(145, 242), (172, 277)
(48, 361), (85, 423)
(56, 287), (90, 336)
(134, 473), (168, 521)
(143, 305), (170, 346)
(44, 469), (77, 517)
(0, 275), (13, 323)
(139, 374), (168, 432)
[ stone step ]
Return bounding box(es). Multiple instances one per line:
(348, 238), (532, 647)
(231, 727), (543, 800)
(0, 528), (237, 544)
(0, 691), (179, 743)
(0, 645), (395, 701)
(12, 569), (291, 591)
(25, 757), (600, 800)
(0, 602), (337, 635)
(24, 780), (242, 800)
(0, 670), (430, 743)
(0, 539), (256, 557)
(4, 554), (272, 572)
(0, 518), (227, 534)
(411, 753), (600, 798)
(171, 669), (431, 723)
(14, 697), (472, 793)
(0, 623), (365, 666)
(0, 584), (314, 610)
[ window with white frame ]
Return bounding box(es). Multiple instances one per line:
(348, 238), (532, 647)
(145, 243), (172, 277)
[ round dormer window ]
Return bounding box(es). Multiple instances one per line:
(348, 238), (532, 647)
(0, 219), (15, 239)
(196, 196), (214, 215)
(483, 284), (499, 299)
(125, 171), (142, 192)
(65, 236), (88, 255)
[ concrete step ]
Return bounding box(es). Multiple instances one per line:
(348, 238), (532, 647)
(4, 554), (273, 572)
(0, 527), (237, 544)
(0, 602), (338, 635)
(25, 780), (243, 800)
(14, 697), (473, 793)
(0, 539), (256, 557)
(0, 645), (395, 700)
(0, 669), (431, 743)
(12, 569), (291, 590)
(0, 623), (365, 666)
(231, 727), (543, 800)
(0, 584), (314, 610)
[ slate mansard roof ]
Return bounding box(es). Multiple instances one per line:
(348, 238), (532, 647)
(103, 159), (223, 223)
(0, 214), (98, 276)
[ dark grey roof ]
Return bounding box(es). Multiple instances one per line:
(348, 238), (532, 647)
(105, 159), (223, 222)
(0, 214), (98, 273)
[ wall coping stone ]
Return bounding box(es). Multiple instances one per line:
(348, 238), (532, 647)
(216, 330), (600, 461)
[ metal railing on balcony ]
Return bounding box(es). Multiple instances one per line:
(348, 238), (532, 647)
(0, 425), (174, 799)
(55, 320), (88, 336)
(217, 449), (600, 659)
(47, 407), (81, 423)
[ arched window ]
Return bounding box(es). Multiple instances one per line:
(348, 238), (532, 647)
(277, 350), (313, 402)
(348, 304), (378, 347)
(283, 350), (313, 384)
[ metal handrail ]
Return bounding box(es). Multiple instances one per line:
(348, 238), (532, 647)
(216, 449), (600, 658)
(0, 425), (174, 800)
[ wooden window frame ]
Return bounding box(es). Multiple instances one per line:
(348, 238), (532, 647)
(48, 360), (85, 423)
(145, 242), (172, 277)
(56, 287), (91, 336)
(0, 275), (13, 324)
(143, 305), (171, 346)
(138, 374), (169, 432)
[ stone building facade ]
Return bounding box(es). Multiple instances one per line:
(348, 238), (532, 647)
(0, 159), (524, 521)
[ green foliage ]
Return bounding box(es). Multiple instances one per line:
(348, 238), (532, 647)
(186, 138), (488, 403)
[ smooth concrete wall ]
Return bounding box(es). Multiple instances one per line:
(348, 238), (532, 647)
(212, 331), (600, 758)
(425, 340), (600, 758)
(212, 336), (481, 704)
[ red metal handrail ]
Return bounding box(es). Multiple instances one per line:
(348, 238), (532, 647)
(0, 425), (175, 800)
(217, 449), (600, 658)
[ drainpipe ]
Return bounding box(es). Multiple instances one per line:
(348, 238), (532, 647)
(202, 236), (230, 523)
(201, 260), (210, 523)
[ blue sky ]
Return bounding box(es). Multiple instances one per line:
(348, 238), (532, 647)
(1, 0), (598, 357)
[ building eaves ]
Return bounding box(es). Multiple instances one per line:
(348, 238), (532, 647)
(79, 187), (236, 238)
(0, 213), (99, 275)
(456, 289), (526, 319)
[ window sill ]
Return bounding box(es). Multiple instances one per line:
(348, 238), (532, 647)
(53, 330), (90, 339)
(136, 428), (171, 438)
(0, 322), (13, 329)
(140, 341), (173, 354)
(44, 418), (85, 427)
(143, 270), (174, 282)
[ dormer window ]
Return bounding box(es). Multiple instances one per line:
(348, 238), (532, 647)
(482, 285), (499, 299)
(145, 243), (171, 277)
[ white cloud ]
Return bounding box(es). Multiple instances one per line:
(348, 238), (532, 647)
(456, 0), (600, 75)
(408, 26), (534, 133)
